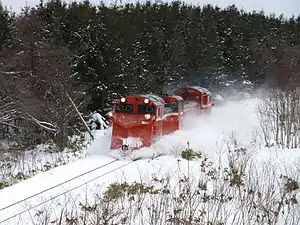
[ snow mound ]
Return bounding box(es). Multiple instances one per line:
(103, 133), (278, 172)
(88, 112), (109, 130)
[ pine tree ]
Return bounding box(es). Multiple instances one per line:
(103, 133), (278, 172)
(0, 3), (13, 49)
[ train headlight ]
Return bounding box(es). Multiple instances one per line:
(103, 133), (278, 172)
(144, 98), (149, 104)
(144, 114), (151, 120)
(108, 112), (113, 117)
(121, 97), (126, 102)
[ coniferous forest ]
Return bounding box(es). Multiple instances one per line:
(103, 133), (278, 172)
(0, 0), (300, 150)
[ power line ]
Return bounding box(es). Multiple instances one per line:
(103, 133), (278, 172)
(0, 159), (134, 224)
(0, 159), (118, 213)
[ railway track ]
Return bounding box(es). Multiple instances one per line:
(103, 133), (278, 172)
(0, 156), (137, 224)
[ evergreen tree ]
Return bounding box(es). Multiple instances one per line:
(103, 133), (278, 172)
(2, 0), (300, 113)
(0, 3), (13, 49)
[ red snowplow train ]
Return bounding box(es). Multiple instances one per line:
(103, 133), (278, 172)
(108, 86), (214, 151)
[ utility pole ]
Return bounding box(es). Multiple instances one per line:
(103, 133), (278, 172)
(65, 91), (94, 141)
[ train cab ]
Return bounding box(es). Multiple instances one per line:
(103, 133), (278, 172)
(161, 95), (184, 134)
(108, 94), (165, 151)
(174, 86), (214, 115)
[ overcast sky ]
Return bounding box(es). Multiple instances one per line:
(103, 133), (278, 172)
(1, 0), (300, 18)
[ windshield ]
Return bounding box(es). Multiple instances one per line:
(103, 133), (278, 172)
(138, 104), (155, 114)
(165, 101), (178, 112)
(114, 103), (156, 114)
(115, 104), (133, 113)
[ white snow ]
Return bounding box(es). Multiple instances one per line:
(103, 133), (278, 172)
(0, 96), (299, 224)
(90, 112), (109, 130)
(0, 134), (90, 190)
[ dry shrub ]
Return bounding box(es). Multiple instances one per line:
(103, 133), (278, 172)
(257, 88), (300, 148)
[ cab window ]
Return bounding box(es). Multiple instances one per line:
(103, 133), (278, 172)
(138, 104), (156, 114)
(115, 104), (133, 113)
(169, 101), (178, 112)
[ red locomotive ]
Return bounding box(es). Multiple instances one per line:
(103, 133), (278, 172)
(174, 86), (214, 115)
(108, 86), (214, 151)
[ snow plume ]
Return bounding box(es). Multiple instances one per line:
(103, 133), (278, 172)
(90, 93), (261, 161)
(121, 96), (261, 160)
(83, 85), (262, 160)
(86, 128), (112, 156)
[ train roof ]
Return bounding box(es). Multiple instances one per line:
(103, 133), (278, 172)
(177, 86), (213, 96)
(137, 94), (165, 106)
(190, 86), (213, 95)
(163, 95), (184, 101)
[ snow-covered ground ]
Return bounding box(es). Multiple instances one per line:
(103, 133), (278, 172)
(0, 134), (92, 190)
(0, 96), (300, 225)
(0, 111), (109, 190)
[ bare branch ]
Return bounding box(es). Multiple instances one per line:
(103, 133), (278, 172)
(27, 114), (59, 133)
(0, 70), (31, 75)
